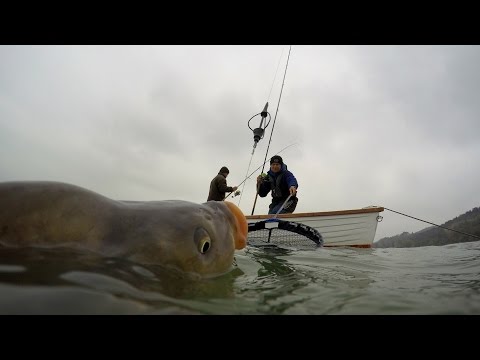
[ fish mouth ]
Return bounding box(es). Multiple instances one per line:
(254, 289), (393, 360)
(225, 201), (248, 250)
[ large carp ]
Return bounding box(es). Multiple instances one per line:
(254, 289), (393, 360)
(0, 181), (247, 278)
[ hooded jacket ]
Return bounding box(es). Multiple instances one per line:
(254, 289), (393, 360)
(258, 163), (298, 205)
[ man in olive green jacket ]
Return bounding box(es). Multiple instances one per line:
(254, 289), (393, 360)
(207, 166), (238, 201)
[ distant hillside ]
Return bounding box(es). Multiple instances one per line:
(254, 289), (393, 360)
(374, 207), (480, 248)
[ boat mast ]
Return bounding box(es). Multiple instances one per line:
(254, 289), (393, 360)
(250, 45), (292, 215)
(248, 102), (271, 156)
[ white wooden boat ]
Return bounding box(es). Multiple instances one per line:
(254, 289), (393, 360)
(246, 206), (384, 248)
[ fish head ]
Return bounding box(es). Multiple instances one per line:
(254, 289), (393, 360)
(131, 200), (247, 278)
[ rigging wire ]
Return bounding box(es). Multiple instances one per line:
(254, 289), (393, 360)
(236, 150), (255, 206)
(383, 207), (480, 241)
(266, 47), (285, 103)
(235, 47), (288, 207)
(251, 45), (292, 215)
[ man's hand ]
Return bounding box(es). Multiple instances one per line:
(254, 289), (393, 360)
(232, 186), (238, 191)
(289, 186), (297, 196)
(257, 173), (268, 184)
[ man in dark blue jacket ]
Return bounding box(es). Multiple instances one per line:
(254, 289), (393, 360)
(256, 155), (298, 214)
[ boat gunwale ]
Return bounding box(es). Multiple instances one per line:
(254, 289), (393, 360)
(245, 206), (384, 220)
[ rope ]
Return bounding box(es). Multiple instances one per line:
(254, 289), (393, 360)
(383, 207), (480, 241)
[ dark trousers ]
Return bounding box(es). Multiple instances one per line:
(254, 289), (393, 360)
(268, 196), (298, 214)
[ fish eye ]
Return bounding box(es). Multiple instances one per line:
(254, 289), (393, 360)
(199, 237), (211, 254)
(194, 227), (211, 254)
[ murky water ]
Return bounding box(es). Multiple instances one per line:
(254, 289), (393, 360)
(1, 241), (479, 314)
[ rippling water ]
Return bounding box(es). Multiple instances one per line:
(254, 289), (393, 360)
(1, 240), (479, 314)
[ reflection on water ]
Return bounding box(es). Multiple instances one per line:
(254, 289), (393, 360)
(236, 246), (378, 314)
(249, 247), (297, 277)
(0, 246), (243, 314)
(241, 247), (303, 314)
(1, 241), (480, 314)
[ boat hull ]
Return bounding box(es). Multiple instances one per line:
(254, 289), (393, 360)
(246, 207), (384, 247)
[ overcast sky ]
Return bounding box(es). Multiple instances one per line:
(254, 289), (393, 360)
(1, 45), (479, 241)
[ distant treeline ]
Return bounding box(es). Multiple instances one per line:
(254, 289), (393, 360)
(374, 207), (480, 248)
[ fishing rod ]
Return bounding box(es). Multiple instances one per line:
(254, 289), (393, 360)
(250, 45), (292, 215)
(223, 142), (298, 200)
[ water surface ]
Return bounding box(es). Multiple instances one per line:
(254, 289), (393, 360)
(1, 241), (479, 314)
